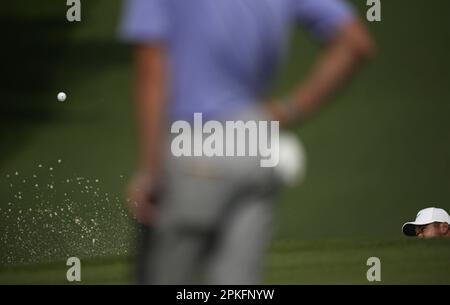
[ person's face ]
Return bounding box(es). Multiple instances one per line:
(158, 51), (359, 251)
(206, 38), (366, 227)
(415, 222), (449, 238)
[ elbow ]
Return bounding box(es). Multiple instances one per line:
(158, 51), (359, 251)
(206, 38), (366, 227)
(353, 33), (376, 60)
(339, 20), (377, 60)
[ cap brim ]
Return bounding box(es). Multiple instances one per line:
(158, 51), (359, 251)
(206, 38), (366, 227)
(402, 223), (417, 236)
(402, 221), (433, 236)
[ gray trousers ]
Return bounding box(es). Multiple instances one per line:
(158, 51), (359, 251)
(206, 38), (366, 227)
(142, 105), (281, 284)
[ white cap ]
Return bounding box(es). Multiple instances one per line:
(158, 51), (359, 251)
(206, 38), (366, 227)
(402, 207), (450, 236)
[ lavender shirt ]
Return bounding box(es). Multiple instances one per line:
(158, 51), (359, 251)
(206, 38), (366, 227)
(119, 0), (355, 121)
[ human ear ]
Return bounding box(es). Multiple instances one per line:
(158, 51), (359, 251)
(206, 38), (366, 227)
(439, 222), (449, 235)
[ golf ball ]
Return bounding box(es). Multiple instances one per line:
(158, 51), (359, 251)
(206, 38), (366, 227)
(57, 92), (67, 102)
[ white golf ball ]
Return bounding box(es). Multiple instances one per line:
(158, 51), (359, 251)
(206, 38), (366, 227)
(57, 92), (67, 102)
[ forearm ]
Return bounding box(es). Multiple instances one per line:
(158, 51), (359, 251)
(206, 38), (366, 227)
(293, 38), (362, 118)
(133, 45), (167, 174)
(287, 20), (375, 122)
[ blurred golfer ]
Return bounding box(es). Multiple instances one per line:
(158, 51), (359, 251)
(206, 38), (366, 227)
(119, 0), (374, 284)
(402, 207), (450, 238)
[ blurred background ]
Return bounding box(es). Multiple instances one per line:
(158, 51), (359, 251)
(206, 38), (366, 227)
(0, 0), (449, 284)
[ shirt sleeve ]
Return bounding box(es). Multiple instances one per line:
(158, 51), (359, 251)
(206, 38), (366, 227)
(118, 0), (170, 44)
(291, 0), (357, 42)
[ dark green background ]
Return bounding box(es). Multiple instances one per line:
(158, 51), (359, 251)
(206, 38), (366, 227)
(0, 0), (449, 284)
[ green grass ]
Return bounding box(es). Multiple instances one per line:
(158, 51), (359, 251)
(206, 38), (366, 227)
(1, 239), (449, 285)
(265, 239), (450, 284)
(0, 256), (130, 285)
(1, 0), (450, 284)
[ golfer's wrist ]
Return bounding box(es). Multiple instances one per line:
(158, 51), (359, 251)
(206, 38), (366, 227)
(281, 97), (302, 124)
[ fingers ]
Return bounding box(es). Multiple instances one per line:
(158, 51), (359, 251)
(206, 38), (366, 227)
(126, 178), (153, 225)
(125, 170), (165, 226)
(129, 188), (156, 225)
(134, 200), (152, 226)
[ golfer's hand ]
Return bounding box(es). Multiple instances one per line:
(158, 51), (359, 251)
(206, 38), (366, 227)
(126, 171), (162, 226)
(265, 102), (297, 127)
